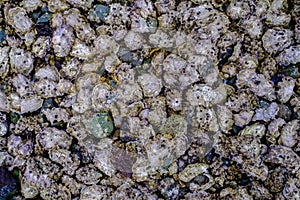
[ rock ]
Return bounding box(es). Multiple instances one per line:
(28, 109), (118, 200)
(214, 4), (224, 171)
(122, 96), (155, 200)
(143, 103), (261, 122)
(277, 76), (295, 103)
(6, 7), (33, 33)
(20, 96), (43, 114)
(262, 28), (293, 55)
(178, 163), (209, 182)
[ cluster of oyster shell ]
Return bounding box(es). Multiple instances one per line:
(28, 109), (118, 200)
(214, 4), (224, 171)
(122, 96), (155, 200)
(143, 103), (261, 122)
(0, 0), (299, 199)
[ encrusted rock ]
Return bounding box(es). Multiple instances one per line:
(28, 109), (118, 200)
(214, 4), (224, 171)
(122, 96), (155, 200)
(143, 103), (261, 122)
(83, 112), (114, 139)
(48, 0), (70, 12)
(277, 76), (295, 103)
(36, 127), (72, 151)
(80, 185), (113, 200)
(71, 39), (93, 60)
(60, 58), (81, 80)
(138, 73), (162, 97)
(75, 165), (102, 185)
(266, 11), (291, 27)
(20, 96), (43, 114)
(265, 167), (287, 193)
(283, 177), (300, 200)
(253, 102), (279, 122)
(7, 134), (33, 158)
(43, 108), (69, 125)
(124, 31), (144, 51)
(159, 177), (180, 199)
(9, 48), (33, 75)
(21, 164), (51, 199)
(178, 163), (209, 182)
(34, 79), (58, 98)
(35, 66), (59, 82)
(94, 148), (116, 177)
(226, 0), (250, 20)
(216, 105), (233, 133)
(278, 120), (300, 148)
(237, 69), (275, 99)
(61, 175), (83, 196)
(6, 7), (33, 34)
(241, 16), (263, 39)
(66, 0), (93, 10)
(32, 37), (51, 58)
(264, 145), (300, 173)
(40, 183), (71, 200)
(277, 45), (300, 66)
(233, 110), (254, 127)
(166, 89), (183, 111)
(149, 30), (174, 48)
(89, 4), (110, 22)
(262, 28), (293, 55)
(21, 0), (43, 12)
(11, 74), (32, 96)
(267, 118), (286, 144)
(49, 148), (80, 175)
(112, 183), (144, 199)
(93, 35), (119, 57)
(52, 25), (75, 57)
(240, 123), (266, 139)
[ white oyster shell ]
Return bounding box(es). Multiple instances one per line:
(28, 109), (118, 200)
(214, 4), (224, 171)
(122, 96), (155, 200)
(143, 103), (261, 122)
(9, 48), (33, 75)
(7, 7), (33, 33)
(20, 96), (43, 114)
(52, 25), (75, 57)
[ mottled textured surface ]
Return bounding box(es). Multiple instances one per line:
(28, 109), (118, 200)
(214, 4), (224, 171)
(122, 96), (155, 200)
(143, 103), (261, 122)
(0, 0), (299, 199)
